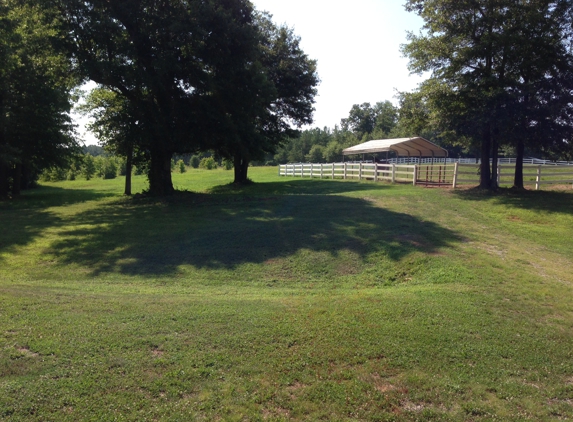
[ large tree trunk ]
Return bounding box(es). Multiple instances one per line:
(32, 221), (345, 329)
(233, 154), (250, 184)
(490, 136), (499, 190)
(479, 126), (492, 189)
(124, 145), (133, 196)
(0, 162), (9, 198)
(147, 150), (174, 195)
(513, 138), (525, 189)
(11, 163), (21, 196)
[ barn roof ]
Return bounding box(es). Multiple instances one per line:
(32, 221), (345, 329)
(342, 137), (448, 157)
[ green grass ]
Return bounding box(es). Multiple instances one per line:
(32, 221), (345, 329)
(1, 167), (573, 421)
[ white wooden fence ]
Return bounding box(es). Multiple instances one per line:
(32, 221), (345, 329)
(385, 157), (573, 166)
(279, 162), (418, 184)
(278, 162), (573, 190)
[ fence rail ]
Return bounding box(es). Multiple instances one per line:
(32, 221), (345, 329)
(278, 162), (573, 190)
(382, 157), (573, 166)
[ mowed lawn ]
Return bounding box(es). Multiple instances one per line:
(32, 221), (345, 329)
(1, 167), (573, 421)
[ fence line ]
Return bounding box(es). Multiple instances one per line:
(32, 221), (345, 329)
(278, 162), (573, 190)
(380, 157), (573, 166)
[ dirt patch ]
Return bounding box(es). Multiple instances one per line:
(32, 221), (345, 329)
(17, 347), (39, 358)
(286, 382), (306, 392)
(402, 400), (425, 412)
(151, 348), (164, 357)
(370, 373), (398, 394)
(263, 407), (290, 419)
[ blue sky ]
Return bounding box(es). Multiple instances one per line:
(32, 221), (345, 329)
(76, 1), (426, 145)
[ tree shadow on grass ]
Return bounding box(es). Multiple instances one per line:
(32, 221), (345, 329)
(0, 185), (119, 210)
(46, 190), (463, 276)
(0, 186), (119, 263)
(451, 187), (573, 215)
(208, 179), (393, 196)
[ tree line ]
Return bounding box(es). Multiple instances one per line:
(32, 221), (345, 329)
(2, 0), (573, 197)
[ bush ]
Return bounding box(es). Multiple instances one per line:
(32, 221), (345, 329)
(116, 157), (127, 176)
(306, 144), (325, 163)
(177, 159), (186, 173)
(94, 156), (117, 179)
(222, 158), (233, 170)
(81, 155), (96, 180)
(199, 157), (217, 170)
(190, 155), (200, 169)
(40, 167), (67, 182)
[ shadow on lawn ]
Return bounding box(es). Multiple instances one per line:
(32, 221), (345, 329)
(0, 186), (118, 263)
(46, 188), (463, 276)
(452, 187), (573, 215)
(208, 179), (393, 196)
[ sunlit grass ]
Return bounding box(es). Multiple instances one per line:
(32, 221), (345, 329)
(1, 167), (573, 420)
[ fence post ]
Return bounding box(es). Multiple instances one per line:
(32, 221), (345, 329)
(359, 162), (362, 180)
(320, 163), (323, 179)
(452, 162), (459, 188)
(344, 163), (347, 180)
(413, 165), (417, 186)
(497, 164), (501, 186)
(332, 163), (335, 179)
(310, 163), (313, 178)
(392, 164), (396, 183)
(536, 165), (541, 190)
(374, 163), (378, 182)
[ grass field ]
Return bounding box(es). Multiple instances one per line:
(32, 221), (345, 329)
(1, 167), (573, 421)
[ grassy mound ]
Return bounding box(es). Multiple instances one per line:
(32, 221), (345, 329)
(1, 168), (572, 420)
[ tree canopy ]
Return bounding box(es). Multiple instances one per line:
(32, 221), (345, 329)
(0, 1), (78, 197)
(55, 0), (318, 192)
(402, 0), (573, 189)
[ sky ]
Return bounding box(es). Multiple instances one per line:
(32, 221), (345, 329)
(75, 1), (426, 145)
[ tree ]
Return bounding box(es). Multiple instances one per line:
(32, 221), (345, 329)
(403, 0), (573, 189)
(211, 13), (319, 184)
(0, 1), (78, 197)
(341, 101), (398, 140)
(56, 0), (268, 195)
(79, 88), (145, 195)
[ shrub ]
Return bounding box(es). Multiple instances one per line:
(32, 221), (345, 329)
(222, 158), (233, 170)
(81, 155), (96, 180)
(190, 155), (200, 169)
(199, 157), (217, 170)
(40, 167), (67, 182)
(94, 156), (117, 179)
(177, 159), (186, 173)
